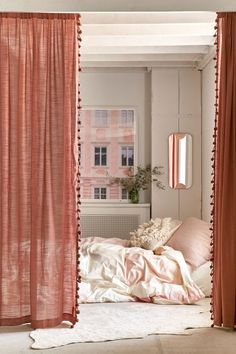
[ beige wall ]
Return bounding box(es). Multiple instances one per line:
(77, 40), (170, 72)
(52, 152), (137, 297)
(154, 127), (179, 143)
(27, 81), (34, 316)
(201, 59), (215, 222)
(151, 68), (202, 220)
(79, 67), (208, 219)
(80, 69), (151, 203)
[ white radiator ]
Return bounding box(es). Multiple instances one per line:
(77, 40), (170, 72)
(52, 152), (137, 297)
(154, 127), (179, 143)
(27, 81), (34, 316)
(80, 202), (150, 239)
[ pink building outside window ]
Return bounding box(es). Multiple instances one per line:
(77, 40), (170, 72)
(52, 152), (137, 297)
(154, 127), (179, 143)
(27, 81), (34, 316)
(80, 108), (135, 201)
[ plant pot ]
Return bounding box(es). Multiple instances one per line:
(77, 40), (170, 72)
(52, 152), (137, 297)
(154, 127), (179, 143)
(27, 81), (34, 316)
(129, 189), (139, 204)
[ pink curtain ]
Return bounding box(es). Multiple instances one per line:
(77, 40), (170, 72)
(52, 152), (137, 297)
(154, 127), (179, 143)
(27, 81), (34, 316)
(0, 13), (81, 328)
(211, 12), (236, 329)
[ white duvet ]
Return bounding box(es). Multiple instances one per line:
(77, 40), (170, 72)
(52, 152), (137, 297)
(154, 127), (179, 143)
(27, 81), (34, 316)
(79, 237), (204, 304)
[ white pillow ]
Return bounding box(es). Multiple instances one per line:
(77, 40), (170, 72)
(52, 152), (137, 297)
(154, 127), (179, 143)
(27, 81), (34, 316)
(191, 261), (212, 297)
(130, 217), (182, 250)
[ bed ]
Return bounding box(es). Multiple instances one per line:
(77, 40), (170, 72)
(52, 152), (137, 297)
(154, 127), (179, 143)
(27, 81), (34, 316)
(79, 217), (212, 305)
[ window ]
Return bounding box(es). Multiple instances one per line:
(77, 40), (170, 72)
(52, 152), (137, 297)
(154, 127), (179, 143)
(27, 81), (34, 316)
(94, 146), (107, 166)
(80, 108), (136, 201)
(94, 187), (107, 200)
(94, 110), (108, 126)
(120, 110), (134, 125)
(121, 146), (134, 166)
(121, 188), (129, 200)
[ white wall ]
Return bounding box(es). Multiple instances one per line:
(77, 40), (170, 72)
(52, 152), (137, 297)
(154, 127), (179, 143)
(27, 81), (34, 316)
(151, 68), (202, 220)
(81, 67), (205, 219)
(201, 59), (215, 222)
(80, 69), (151, 203)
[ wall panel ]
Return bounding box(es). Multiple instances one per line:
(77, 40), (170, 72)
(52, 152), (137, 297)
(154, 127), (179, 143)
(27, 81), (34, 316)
(151, 68), (201, 220)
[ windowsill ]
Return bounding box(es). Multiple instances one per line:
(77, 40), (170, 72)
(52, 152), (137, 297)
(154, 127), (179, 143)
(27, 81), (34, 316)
(81, 200), (150, 208)
(92, 166), (109, 169)
(120, 166), (134, 168)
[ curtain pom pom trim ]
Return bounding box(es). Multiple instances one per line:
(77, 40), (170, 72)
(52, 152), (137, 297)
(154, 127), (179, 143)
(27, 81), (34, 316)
(74, 15), (82, 325)
(210, 13), (220, 328)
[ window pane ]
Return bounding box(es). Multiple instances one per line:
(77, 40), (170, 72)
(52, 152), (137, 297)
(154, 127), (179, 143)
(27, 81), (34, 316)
(121, 110), (127, 125)
(101, 155), (107, 166)
(95, 110), (108, 126)
(94, 188), (100, 199)
(94, 146), (107, 166)
(121, 147), (127, 166)
(121, 146), (134, 166)
(127, 110), (134, 124)
(120, 110), (134, 125)
(121, 110), (127, 118)
(101, 147), (107, 166)
(94, 147), (100, 166)
(94, 152), (100, 166)
(122, 188), (128, 199)
(128, 147), (134, 166)
(101, 188), (107, 199)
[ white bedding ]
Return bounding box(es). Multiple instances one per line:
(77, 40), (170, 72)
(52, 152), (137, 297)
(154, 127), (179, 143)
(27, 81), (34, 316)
(188, 261), (211, 297)
(79, 237), (205, 304)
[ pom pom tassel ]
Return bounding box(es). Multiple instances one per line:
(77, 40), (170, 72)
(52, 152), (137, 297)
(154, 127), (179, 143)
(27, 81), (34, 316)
(74, 14), (82, 324)
(210, 13), (220, 328)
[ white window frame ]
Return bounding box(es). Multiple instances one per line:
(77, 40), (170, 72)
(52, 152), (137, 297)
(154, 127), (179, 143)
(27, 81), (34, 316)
(121, 145), (134, 167)
(120, 109), (135, 126)
(94, 109), (108, 126)
(94, 186), (107, 200)
(94, 146), (108, 167)
(121, 188), (129, 200)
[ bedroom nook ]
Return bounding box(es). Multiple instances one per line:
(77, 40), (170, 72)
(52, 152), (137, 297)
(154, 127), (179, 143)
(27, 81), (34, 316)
(0, 1), (236, 354)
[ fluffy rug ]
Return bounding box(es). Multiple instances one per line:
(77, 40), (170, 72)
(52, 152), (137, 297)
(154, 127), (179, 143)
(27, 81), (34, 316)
(30, 299), (211, 349)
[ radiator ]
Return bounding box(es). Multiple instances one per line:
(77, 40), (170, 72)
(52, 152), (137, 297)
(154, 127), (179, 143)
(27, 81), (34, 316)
(81, 214), (140, 239)
(80, 203), (150, 239)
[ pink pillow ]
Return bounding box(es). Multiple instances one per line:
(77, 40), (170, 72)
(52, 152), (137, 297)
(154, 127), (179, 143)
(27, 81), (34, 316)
(167, 217), (211, 267)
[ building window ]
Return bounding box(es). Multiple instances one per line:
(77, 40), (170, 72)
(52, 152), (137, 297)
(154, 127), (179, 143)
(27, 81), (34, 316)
(94, 187), (107, 200)
(94, 146), (107, 166)
(121, 188), (129, 200)
(121, 146), (134, 166)
(94, 110), (108, 126)
(120, 110), (134, 125)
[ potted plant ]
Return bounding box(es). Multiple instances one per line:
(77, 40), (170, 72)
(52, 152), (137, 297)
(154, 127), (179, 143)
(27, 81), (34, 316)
(110, 165), (165, 204)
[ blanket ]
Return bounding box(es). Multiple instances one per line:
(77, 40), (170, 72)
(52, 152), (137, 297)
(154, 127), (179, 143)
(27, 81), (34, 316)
(79, 237), (204, 304)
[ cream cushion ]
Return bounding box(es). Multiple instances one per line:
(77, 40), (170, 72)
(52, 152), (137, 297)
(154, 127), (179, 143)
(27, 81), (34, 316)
(130, 217), (182, 250)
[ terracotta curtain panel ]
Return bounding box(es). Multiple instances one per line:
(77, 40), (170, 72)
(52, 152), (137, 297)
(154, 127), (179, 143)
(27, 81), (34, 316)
(212, 12), (236, 329)
(0, 13), (81, 328)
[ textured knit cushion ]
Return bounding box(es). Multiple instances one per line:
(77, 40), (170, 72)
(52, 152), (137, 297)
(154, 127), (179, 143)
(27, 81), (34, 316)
(167, 217), (211, 267)
(130, 217), (182, 250)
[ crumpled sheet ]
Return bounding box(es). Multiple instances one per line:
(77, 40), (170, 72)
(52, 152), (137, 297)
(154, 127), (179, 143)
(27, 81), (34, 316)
(79, 237), (204, 304)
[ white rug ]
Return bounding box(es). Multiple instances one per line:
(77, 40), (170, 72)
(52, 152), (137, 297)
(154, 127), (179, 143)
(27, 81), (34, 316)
(30, 299), (211, 349)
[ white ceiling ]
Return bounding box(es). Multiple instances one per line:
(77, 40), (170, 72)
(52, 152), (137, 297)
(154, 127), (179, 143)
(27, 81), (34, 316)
(81, 12), (216, 68)
(0, 0), (235, 12)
